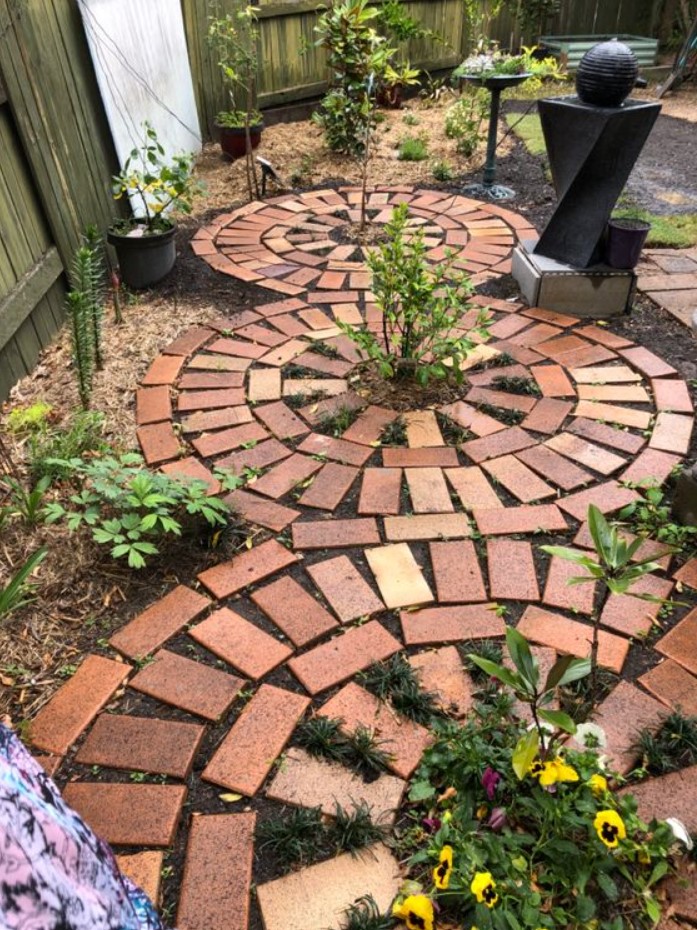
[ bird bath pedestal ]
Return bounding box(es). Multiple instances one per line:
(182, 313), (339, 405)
(461, 72), (531, 201)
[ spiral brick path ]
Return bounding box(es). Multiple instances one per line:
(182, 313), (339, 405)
(28, 188), (697, 930)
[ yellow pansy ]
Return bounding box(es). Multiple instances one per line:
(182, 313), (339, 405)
(594, 810), (626, 848)
(392, 894), (434, 930)
(588, 774), (608, 797)
(433, 845), (453, 889)
(471, 871), (498, 908)
(529, 756), (579, 786)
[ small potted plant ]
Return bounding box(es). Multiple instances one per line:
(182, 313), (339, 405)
(108, 123), (201, 289)
(453, 43), (532, 90)
(208, 3), (263, 162)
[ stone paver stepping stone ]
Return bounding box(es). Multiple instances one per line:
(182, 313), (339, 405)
(142, 354), (185, 386)
(577, 384), (651, 403)
(618, 764), (697, 832)
(651, 378), (693, 413)
(181, 405), (253, 435)
(358, 467), (402, 515)
(116, 851), (163, 906)
(129, 650), (244, 721)
(401, 603), (505, 645)
(341, 405), (398, 445)
(62, 783), (187, 846)
(180, 371), (245, 390)
(591, 680), (667, 774)
(409, 646), (474, 717)
(216, 437), (291, 473)
(266, 747), (405, 822)
(462, 425), (536, 463)
(193, 422), (268, 458)
(445, 465), (502, 510)
(365, 543), (434, 609)
(320, 681), (432, 778)
(75, 714), (205, 778)
(190, 607), (293, 679)
(292, 517), (381, 550)
(253, 399), (309, 439)
(516, 444), (591, 491)
(224, 489), (300, 532)
(488, 539), (540, 601)
(382, 447), (460, 468)
(203, 684), (310, 796)
(573, 400), (652, 431)
(248, 368), (282, 402)
(650, 412), (693, 454)
(289, 620), (401, 694)
(252, 575), (338, 647)
(521, 397), (573, 435)
(137, 422), (181, 465)
(297, 461), (359, 510)
(675, 558), (697, 589)
(517, 605), (629, 673)
(110, 585), (210, 660)
(177, 387), (247, 411)
(298, 432), (374, 466)
(567, 416), (646, 454)
(619, 346), (677, 378)
(430, 539), (487, 603)
(483, 454), (556, 503)
(177, 813), (256, 930)
(404, 410), (444, 447)
(531, 364), (576, 397)
(545, 432), (627, 475)
(543, 553), (596, 615)
(384, 513), (472, 541)
(474, 503), (567, 535)
(257, 843), (401, 930)
(621, 448), (683, 486)
(405, 467), (454, 513)
(557, 481), (639, 521)
(570, 364), (641, 384)
(656, 607), (697, 676)
(250, 452), (323, 499)
(599, 574), (674, 638)
(639, 658), (697, 716)
(307, 555), (384, 623)
(198, 538), (298, 598)
(29, 655), (131, 756)
(136, 386), (172, 425)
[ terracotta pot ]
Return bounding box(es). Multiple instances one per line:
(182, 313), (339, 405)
(217, 122), (264, 159)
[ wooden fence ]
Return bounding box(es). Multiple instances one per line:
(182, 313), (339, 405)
(0, 0), (666, 400)
(0, 0), (119, 401)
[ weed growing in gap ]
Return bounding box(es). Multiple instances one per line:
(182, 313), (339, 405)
(381, 418), (407, 446)
(341, 894), (393, 930)
(491, 375), (541, 396)
(331, 800), (386, 852)
(631, 711), (697, 777)
(317, 405), (361, 437)
(296, 716), (349, 763)
(347, 724), (393, 777)
(0, 549), (48, 622)
(619, 484), (697, 554)
(256, 807), (325, 869)
(431, 159), (454, 181)
(476, 403), (525, 426)
(358, 654), (441, 725)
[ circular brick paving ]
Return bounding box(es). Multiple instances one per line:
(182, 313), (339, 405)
(27, 188), (697, 930)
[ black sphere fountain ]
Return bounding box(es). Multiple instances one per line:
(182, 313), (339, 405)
(512, 40), (661, 318)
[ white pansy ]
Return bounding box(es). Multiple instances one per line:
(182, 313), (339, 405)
(575, 722), (607, 749)
(666, 818), (694, 850)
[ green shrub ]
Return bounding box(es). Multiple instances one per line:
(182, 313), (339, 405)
(445, 88), (488, 157)
(6, 403), (53, 434)
(0, 548), (47, 622)
(431, 159), (454, 181)
(398, 134), (428, 161)
(338, 203), (489, 384)
(43, 452), (232, 568)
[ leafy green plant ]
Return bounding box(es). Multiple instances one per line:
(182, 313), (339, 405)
(208, 0), (261, 197)
(359, 654), (440, 725)
(66, 285), (94, 410)
(491, 375), (541, 396)
(444, 88), (488, 157)
(431, 159), (454, 181)
(541, 504), (670, 699)
(317, 405), (361, 437)
(6, 402), (53, 434)
(339, 203), (489, 385)
(346, 724), (393, 777)
(0, 475), (50, 527)
(28, 410), (107, 482)
(403, 112), (420, 126)
(43, 452), (230, 568)
(619, 485), (697, 554)
(0, 548), (48, 621)
(111, 123), (201, 235)
(400, 630), (683, 930)
(296, 715), (350, 763)
(256, 807), (325, 869)
(398, 135), (428, 161)
(331, 801), (386, 852)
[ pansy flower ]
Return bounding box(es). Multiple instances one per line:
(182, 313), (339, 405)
(471, 871), (498, 908)
(482, 766), (501, 800)
(529, 756), (579, 786)
(594, 809), (626, 848)
(588, 773), (608, 797)
(433, 845), (453, 889)
(392, 894), (435, 930)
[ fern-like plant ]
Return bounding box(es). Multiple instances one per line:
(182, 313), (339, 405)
(67, 231), (107, 407)
(66, 289), (93, 409)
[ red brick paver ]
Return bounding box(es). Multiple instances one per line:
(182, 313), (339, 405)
(517, 605), (629, 673)
(365, 543), (434, 609)
(177, 813), (256, 930)
(29, 656), (131, 756)
(110, 585), (210, 660)
(202, 684), (310, 795)
(292, 518), (381, 550)
(483, 455), (555, 503)
(430, 540), (487, 602)
(191, 607), (293, 679)
(307, 555), (384, 623)
(401, 603), (505, 645)
(358, 468), (402, 515)
(593, 681), (669, 774)
(198, 539), (298, 598)
(129, 650), (243, 720)
(473, 504), (567, 536)
(225, 489), (300, 532)
(405, 467), (454, 513)
(289, 620), (401, 694)
(384, 513), (472, 541)
(75, 714), (204, 779)
(639, 658), (697, 716)
(409, 646), (474, 717)
(298, 462), (359, 510)
(252, 575), (338, 646)
(656, 607), (697, 675)
(487, 538), (540, 601)
(251, 453), (323, 499)
(543, 554), (596, 615)
(62, 783), (187, 847)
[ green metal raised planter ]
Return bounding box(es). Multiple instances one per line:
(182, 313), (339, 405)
(538, 34), (658, 70)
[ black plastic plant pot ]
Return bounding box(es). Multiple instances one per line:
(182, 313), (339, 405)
(217, 123), (264, 159)
(107, 224), (177, 289)
(605, 218), (651, 269)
